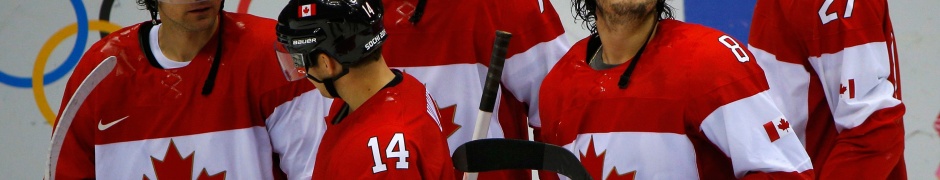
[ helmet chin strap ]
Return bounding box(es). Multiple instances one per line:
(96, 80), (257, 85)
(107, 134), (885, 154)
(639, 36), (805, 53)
(150, 10), (159, 24)
(148, 0), (159, 24)
(321, 67), (349, 98)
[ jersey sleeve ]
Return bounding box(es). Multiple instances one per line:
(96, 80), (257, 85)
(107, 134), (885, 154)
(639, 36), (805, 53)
(237, 18), (299, 179)
(260, 81), (331, 180)
(244, 19), (291, 124)
(808, 0), (905, 178)
(494, 0), (572, 131)
(687, 34), (814, 179)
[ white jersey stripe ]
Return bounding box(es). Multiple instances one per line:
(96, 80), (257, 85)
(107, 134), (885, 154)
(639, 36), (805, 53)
(425, 92), (443, 131)
(558, 132), (699, 180)
(699, 91), (813, 178)
(807, 42), (902, 132)
(265, 89), (332, 180)
(94, 127), (273, 180)
(749, 46), (811, 145)
(501, 33), (572, 128)
(888, 32), (902, 98)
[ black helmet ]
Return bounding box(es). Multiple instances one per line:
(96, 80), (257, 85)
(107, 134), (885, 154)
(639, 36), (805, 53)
(274, 0), (386, 81)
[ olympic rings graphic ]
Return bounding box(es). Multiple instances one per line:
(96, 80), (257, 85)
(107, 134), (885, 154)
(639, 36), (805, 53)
(0, 0), (88, 88)
(99, 0), (116, 38)
(33, 21), (123, 124)
(26, 0), (123, 124)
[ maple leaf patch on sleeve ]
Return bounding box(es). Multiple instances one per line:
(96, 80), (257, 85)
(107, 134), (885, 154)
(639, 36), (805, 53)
(762, 117), (792, 142)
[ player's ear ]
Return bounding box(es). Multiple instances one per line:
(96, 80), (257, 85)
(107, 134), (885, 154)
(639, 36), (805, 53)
(316, 53), (341, 75)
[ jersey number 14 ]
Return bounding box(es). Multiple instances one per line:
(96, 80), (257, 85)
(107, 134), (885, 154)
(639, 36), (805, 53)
(368, 133), (410, 173)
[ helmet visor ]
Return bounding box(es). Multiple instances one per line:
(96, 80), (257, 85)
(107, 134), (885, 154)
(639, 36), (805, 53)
(157, 0), (210, 4)
(274, 43), (309, 81)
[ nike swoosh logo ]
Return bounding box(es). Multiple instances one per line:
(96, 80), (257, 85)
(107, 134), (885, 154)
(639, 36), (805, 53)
(98, 116), (129, 131)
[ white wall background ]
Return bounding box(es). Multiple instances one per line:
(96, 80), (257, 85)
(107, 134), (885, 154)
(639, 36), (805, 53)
(0, 0), (935, 179)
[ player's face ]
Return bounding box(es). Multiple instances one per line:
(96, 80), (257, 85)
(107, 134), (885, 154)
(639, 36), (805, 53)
(157, 0), (222, 32)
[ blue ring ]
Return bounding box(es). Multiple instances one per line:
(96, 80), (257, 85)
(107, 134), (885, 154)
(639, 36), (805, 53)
(0, 0), (88, 88)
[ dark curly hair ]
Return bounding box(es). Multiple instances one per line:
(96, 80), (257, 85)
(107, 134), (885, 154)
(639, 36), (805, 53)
(572, 0), (674, 33)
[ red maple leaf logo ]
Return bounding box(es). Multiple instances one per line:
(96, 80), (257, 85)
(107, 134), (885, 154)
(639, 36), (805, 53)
(143, 140), (226, 180)
(777, 118), (790, 132)
(436, 105), (461, 138)
(303, 6), (309, 14)
(580, 136), (636, 180)
(840, 84), (847, 94)
(420, 86), (461, 138)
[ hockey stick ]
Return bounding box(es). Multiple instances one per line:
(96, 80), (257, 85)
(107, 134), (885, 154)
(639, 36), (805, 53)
(470, 30), (512, 140)
(462, 31), (511, 180)
(453, 139), (593, 180)
(46, 56), (117, 180)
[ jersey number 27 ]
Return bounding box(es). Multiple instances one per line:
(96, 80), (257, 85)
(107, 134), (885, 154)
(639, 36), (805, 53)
(819, 0), (856, 24)
(368, 133), (410, 173)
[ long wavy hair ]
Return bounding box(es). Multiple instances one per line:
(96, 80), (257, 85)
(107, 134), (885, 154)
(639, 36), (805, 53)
(572, 0), (674, 33)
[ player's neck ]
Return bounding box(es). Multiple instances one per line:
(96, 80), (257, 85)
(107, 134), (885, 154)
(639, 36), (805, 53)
(596, 14), (657, 65)
(336, 57), (396, 112)
(157, 17), (219, 63)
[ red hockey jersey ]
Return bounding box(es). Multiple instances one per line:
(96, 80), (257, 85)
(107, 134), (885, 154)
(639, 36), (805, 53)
(311, 70), (455, 180)
(382, 0), (569, 145)
(51, 12), (288, 179)
(749, 0), (905, 179)
(538, 19), (814, 179)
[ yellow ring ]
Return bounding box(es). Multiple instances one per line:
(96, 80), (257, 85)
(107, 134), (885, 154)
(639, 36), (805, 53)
(34, 20), (123, 125)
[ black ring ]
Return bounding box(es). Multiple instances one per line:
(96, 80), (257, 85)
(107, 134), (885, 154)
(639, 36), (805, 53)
(99, 0), (116, 38)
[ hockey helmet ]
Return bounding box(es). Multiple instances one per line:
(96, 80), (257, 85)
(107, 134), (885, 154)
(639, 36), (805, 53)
(274, 0), (387, 81)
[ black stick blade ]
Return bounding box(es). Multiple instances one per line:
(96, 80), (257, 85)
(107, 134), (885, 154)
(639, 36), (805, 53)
(452, 139), (592, 180)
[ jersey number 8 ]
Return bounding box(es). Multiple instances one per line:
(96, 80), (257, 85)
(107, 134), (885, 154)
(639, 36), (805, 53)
(368, 133), (410, 173)
(719, 35), (750, 63)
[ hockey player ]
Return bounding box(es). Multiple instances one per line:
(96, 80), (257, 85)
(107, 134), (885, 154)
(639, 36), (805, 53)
(262, 0), (571, 179)
(537, 0), (815, 179)
(272, 0), (455, 179)
(49, 0), (289, 179)
(748, 0), (906, 179)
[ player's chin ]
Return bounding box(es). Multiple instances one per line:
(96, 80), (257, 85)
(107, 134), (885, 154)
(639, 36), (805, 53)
(184, 17), (217, 31)
(185, 14), (219, 27)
